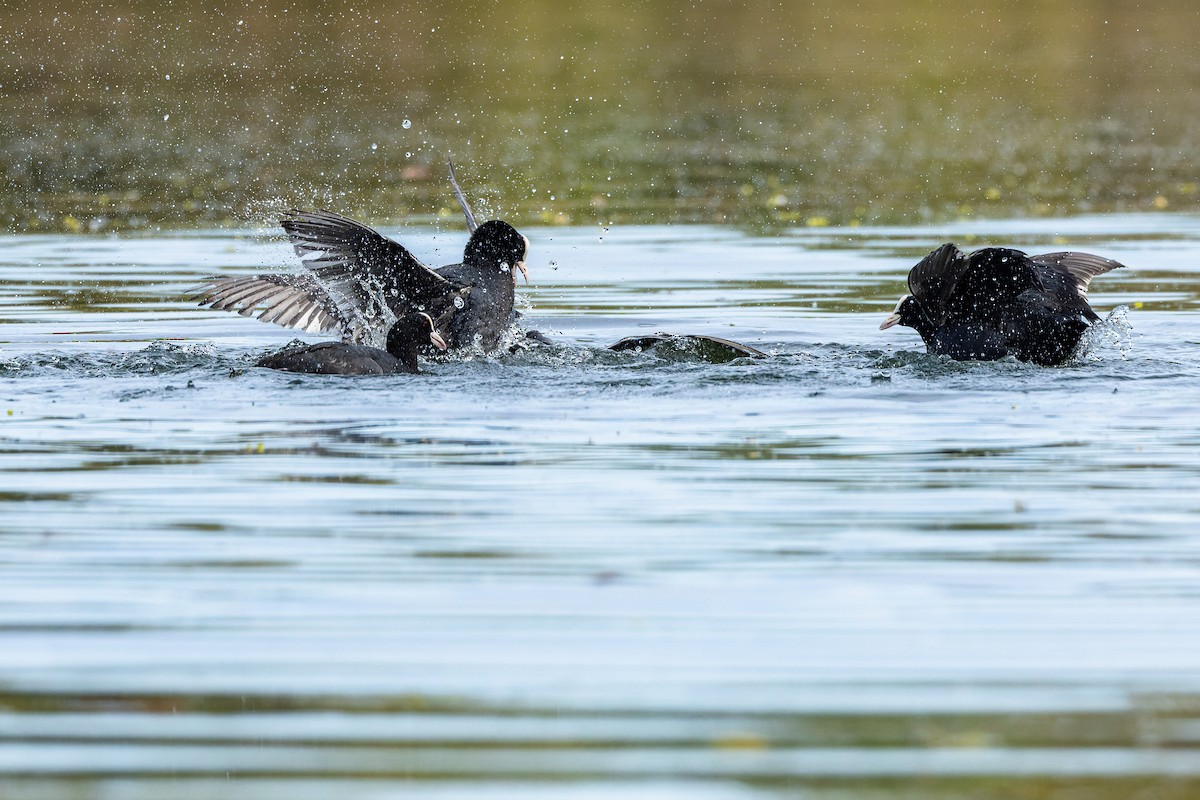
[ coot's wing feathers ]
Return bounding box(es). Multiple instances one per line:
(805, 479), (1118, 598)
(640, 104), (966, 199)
(191, 273), (367, 341)
(281, 209), (457, 318)
(1030, 251), (1125, 297)
(955, 247), (1043, 307)
(906, 243), (971, 324)
(447, 160), (479, 234)
(433, 261), (473, 284)
(194, 211), (467, 345)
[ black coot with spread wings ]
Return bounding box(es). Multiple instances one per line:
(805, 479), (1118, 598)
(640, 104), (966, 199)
(193, 166), (529, 355)
(256, 311), (449, 376)
(879, 243), (1126, 366)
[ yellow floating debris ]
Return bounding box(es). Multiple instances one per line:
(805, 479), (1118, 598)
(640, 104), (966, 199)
(712, 732), (769, 750)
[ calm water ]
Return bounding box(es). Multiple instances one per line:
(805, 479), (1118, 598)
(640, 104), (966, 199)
(1, 213), (1199, 798)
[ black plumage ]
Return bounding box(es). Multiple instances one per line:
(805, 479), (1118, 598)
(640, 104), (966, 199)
(193, 177), (529, 354)
(880, 243), (1126, 365)
(431, 219), (529, 351)
(609, 333), (767, 363)
(256, 311), (447, 375)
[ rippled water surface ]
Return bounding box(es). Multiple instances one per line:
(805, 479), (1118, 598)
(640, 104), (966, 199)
(1, 214), (1199, 798)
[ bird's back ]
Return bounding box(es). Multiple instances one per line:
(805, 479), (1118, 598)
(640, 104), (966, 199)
(257, 342), (406, 375)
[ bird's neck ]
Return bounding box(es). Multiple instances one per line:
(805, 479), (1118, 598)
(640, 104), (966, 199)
(905, 305), (939, 341)
(386, 335), (421, 373)
(910, 316), (938, 341)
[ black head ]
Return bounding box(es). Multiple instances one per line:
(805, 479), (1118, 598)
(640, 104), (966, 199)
(386, 312), (449, 371)
(879, 294), (931, 333)
(463, 220), (529, 283)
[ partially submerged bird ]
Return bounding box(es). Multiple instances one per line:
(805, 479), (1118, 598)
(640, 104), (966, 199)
(194, 163), (529, 355)
(609, 333), (767, 363)
(880, 243), (1126, 366)
(256, 311), (447, 375)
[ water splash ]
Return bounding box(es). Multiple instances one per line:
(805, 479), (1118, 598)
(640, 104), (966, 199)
(1077, 304), (1135, 362)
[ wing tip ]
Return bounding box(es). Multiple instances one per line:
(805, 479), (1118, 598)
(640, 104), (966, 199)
(1033, 251), (1127, 295)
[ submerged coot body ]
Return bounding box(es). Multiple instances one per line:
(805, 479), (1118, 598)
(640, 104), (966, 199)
(257, 342), (410, 375)
(609, 333), (767, 363)
(880, 243), (1126, 366)
(256, 312), (447, 375)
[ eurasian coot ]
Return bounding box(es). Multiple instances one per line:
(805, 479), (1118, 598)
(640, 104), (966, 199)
(880, 243), (1126, 365)
(194, 208), (528, 354)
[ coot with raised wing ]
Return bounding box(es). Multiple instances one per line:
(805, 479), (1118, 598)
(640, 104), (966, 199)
(194, 180), (528, 355)
(880, 243), (1126, 365)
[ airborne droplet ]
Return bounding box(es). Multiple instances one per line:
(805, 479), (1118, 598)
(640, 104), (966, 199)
(402, 119), (412, 129)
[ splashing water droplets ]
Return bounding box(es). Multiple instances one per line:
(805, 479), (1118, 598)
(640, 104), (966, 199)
(453, 295), (466, 309)
(402, 119), (412, 129)
(1077, 305), (1135, 361)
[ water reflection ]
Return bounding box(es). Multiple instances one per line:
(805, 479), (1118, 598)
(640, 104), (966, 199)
(4, 2), (1200, 231)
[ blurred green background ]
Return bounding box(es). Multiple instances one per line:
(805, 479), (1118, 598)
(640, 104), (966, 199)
(3, 0), (1200, 232)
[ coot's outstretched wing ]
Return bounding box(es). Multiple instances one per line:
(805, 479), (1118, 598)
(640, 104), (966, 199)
(1023, 251), (1126, 323)
(193, 210), (465, 344)
(281, 210), (457, 318)
(447, 160), (479, 234)
(191, 272), (369, 342)
(1030, 251), (1126, 298)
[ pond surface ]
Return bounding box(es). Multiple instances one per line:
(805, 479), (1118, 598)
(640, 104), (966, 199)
(1, 213), (1199, 798)
(6, 1), (1200, 232)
